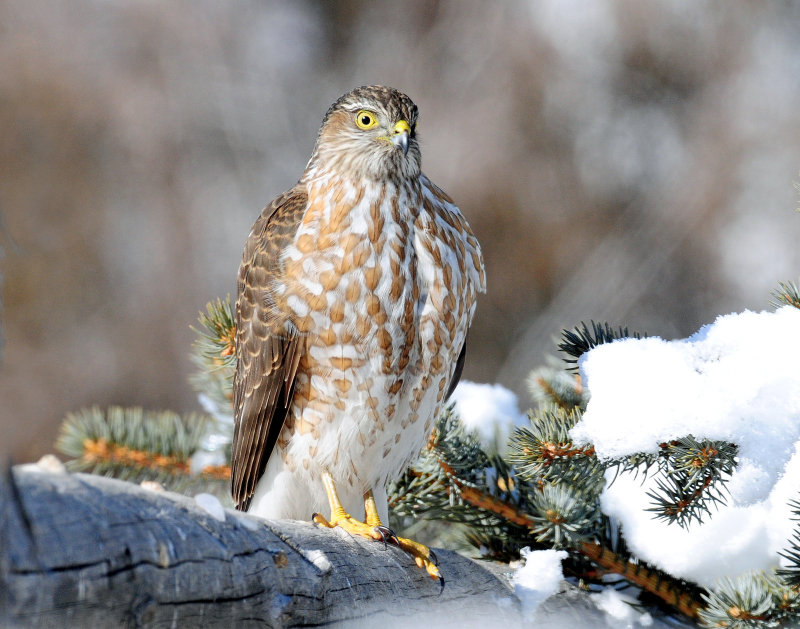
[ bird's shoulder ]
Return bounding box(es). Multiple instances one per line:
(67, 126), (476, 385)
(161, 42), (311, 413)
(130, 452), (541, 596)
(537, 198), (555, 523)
(240, 186), (309, 275)
(235, 185), (308, 350)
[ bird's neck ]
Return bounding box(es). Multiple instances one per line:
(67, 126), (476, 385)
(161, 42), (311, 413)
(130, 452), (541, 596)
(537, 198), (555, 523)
(297, 170), (423, 234)
(301, 162), (420, 193)
(301, 147), (420, 188)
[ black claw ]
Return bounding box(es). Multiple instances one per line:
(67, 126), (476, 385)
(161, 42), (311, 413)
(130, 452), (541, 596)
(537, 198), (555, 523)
(311, 512), (320, 523)
(428, 548), (439, 567)
(374, 525), (397, 549)
(438, 574), (445, 593)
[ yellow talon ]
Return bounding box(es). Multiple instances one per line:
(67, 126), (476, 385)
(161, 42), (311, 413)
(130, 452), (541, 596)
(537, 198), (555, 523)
(314, 473), (389, 541)
(311, 512), (333, 527)
(316, 472), (444, 585)
(394, 535), (441, 581)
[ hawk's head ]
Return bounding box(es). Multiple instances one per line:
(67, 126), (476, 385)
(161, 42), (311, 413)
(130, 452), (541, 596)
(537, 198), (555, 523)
(308, 85), (421, 183)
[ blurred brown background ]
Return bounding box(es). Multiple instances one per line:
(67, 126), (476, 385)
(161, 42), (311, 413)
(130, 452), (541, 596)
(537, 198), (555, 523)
(2, 1), (800, 462)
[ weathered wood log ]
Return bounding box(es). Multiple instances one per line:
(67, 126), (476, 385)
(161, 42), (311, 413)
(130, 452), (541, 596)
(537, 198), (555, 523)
(1, 464), (522, 627)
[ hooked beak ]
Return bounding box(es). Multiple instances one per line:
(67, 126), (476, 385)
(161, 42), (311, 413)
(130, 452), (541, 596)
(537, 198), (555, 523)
(391, 120), (411, 156)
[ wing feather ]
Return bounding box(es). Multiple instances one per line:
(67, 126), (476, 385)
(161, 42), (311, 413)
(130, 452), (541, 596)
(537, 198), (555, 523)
(231, 188), (307, 511)
(444, 339), (467, 402)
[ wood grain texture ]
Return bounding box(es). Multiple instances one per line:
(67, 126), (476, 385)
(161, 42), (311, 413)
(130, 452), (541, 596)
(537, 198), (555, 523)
(1, 466), (521, 628)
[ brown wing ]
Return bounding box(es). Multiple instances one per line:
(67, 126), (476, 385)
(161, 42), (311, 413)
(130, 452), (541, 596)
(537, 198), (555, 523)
(444, 338), (467, 402)
(231, 187), (307, 511)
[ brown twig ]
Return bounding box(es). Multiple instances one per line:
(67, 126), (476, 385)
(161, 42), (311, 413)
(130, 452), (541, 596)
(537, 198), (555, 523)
(83, 438), (191, 474)
(433, 452), (704, 620)
(663, 475), (714, 519)
(537, 441), (596, 463)
(82, 438), (232, 480)
(579, 542), (702, 619)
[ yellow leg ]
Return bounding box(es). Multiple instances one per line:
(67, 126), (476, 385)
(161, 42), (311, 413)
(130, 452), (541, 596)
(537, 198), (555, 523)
(364, 489), (384, 528)
(392, 536), (442, 582)
(321, 471), (349, 524)
(311, 472), (386, 542)
(366, 489), (442, 582)
(313, 475), (442, 584)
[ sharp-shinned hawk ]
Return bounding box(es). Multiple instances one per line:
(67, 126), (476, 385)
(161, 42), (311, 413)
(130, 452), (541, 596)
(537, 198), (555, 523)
(232, 85), (485, 581)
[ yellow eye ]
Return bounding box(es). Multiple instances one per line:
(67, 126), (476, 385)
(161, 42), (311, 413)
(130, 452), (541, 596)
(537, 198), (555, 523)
(355, 110), (378, 130)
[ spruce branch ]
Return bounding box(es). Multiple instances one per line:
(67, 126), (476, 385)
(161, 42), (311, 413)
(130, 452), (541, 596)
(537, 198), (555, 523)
(558, 321), (644, 371)
(644, 436), (738, 528)
(390, 409), (542, 560)
(189, 296), (236, 414)
(697, 572), (795, 628)
(509, 406), (598, 484)
(55, 406), (230, 495)
(770, 280), (800, 310)
(390, 408), (518, 523)
(527, 483), (598, 547)
(193, 295), (236, 366)
(390, 359), (740, 623)
(53, 298), (238, 500)
(778, 498), (800, 588)
(447, 463), (704, 620)
(527, 364), (588, 411)
(389, 406), (706, 620)
(430, 464), (704, 619)
(580, 542), (704, 620)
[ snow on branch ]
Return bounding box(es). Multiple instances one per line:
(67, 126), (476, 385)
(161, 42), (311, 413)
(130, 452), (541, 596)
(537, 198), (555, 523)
(571, 306), (800, 586)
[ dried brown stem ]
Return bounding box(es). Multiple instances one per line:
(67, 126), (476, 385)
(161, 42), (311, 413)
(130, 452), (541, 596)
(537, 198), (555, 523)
(433, 452), (703, 621)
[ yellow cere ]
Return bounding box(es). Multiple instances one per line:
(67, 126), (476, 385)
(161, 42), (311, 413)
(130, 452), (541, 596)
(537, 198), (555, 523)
(393, 120), (411, 136)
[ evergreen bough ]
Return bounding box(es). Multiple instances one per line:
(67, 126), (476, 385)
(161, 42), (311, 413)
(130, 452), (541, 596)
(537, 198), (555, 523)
(53, 279), (800, 627)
